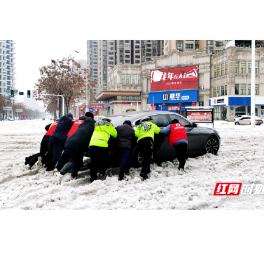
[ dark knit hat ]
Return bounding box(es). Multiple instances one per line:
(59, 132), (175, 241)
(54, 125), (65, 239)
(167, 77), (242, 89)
(123, 120), (132, 126)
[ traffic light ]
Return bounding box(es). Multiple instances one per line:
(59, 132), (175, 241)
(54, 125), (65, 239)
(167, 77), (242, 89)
(27, 90), (31, 98)
(11, 90), (14, 97)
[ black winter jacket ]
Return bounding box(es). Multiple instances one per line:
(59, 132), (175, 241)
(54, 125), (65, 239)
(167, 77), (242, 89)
(63, 118), (96, 159)
(51, 116), (74, 141)
(116, 123), (135, 149)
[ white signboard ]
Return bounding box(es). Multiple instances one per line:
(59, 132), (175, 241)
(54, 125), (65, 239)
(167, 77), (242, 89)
(3, 107), (12, 110)
(32, 90), (38, 98)
(15, 109), (23, 112)
(147, 104), (152, 110)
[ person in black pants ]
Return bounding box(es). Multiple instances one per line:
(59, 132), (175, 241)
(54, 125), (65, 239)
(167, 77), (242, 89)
(55, 113), (96, 183)
(115, 120), (135, 181)
(46, 113), (74, 171)
(89, 146), (109, 181)
(159, 119), (188, 175)
(25, 122), (57, 169)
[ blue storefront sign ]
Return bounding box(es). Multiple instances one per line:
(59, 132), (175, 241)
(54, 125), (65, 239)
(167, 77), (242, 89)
(89, 108), (93, 112)
(149, 90), (199, 104)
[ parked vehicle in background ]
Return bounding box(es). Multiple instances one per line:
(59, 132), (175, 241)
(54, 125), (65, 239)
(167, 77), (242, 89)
(94, 115), (106, 121)
(234, 115), (263, 125)
(42, 118), (45, 120)
(8, 118), (14, 121)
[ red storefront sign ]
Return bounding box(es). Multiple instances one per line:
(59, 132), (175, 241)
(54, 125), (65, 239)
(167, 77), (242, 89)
(151, 65), (198, 91)
(168, 106), (180, 111)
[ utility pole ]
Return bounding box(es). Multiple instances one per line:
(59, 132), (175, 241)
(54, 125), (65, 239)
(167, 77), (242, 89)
(251, 40), (255, 128)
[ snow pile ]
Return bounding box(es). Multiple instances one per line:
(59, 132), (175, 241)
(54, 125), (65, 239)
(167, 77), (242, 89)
(0, 120), (264, 210)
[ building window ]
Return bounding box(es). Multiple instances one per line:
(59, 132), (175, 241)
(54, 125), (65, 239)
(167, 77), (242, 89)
(135, 55), (140, 58)
(125, 60), (130, 63)
(108, 56), (114, 60)
(221, 86), (224, 96)
(214, 66), (217, 77)
(241, 61), (246, 73)
(125, 55), (130, 58)
(132, 96), (137, 100)
(138, 75), (141, 84)
(135, 45), (140, 49)
(126, 74), (131, 84)
(122, 96), (126, 100)
(235, 84), (239, 95)
(207, 40), (213, 46)
(225, 62), (228, 75)
(255, 62), (259, 74)
(135, 60), (140, 63)
(121, 75), (125, 84)
(135, 40), (140, 44)
(177, 42), (183, 49)
(256, 84), (259, 95)
(240, 84), (246, 95)
(146, 44), (152, 47)
(216, 87), (220, 96)
(217, 65), (220, 77)
(146, 53), (151, 57)
(248, 84), (251, 95)
(213, 87), (216, 97)
(125, 44), (130, 48)
(126, 96), (131, 100)
(135, 50), (140, 54)
(146, 49), (151, 52)
(215, 42), (223, 47)
(132, 74), (137, 84)
(248, 61), (251, 73)
(186, 44), (193, 49)
(248, 61), (259, 74)
(125, 50), (130, 53)
(125, 40), (130, 43)
(225, 85), (227, 95)
(235, 61), (239, 73)
(221, 63), (224, 75)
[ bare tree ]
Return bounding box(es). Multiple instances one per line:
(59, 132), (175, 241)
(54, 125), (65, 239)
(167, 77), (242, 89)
(35, 56), (97, 114)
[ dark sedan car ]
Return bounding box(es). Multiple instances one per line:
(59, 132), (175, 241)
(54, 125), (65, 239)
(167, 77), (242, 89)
(106, 111), (220, 167)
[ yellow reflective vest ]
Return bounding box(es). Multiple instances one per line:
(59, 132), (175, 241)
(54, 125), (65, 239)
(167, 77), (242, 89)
(135, 122), (160, 142)
(89, 123), (117, 148)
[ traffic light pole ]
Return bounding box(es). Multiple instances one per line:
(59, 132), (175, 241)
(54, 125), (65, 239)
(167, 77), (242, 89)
(40, 94), (65, 116)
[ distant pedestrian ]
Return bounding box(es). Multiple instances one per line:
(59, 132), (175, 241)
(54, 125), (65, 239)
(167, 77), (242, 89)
(135, 116), (160, 180)
(159, 119), (188, 174)
(46, 113), (74, 171)
(115, 120), (135, 181)
(88, 118), (117, 182)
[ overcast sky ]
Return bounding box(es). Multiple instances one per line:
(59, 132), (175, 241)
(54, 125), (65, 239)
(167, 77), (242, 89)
(14, 38), (87, 111)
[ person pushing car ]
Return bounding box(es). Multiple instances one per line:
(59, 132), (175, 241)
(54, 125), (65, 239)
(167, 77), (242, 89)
(135, 116), (160, 180)
(159, 118), (188, 174)
(88, 118), (117, 182)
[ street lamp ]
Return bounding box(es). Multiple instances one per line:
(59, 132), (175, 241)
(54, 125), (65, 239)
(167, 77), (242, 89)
(74, 50), (88, 113)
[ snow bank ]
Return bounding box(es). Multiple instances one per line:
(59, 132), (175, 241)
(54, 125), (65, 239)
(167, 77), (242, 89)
(1, 120), (264, 210)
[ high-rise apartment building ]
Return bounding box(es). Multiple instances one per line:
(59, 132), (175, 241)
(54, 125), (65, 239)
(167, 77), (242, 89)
(0, 40), (16, 97)
(164, 40), (226, 55)
(87, 40), (163, 93)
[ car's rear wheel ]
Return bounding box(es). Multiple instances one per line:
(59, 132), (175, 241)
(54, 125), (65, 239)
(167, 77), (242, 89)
(205, 136), (219, 155)
(235, 122), (239, 125)
(132, 146), (154, 167)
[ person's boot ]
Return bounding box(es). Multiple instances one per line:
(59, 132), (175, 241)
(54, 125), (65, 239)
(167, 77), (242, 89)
(38, 156), (43, 167)
(25, 164), (31, 170)
(90, 176), (97, 183)
(118, 174), (124, 181)
(53, 168), (58, 176)
(140, 172), (148, 181)
(178, 168), (184, 175)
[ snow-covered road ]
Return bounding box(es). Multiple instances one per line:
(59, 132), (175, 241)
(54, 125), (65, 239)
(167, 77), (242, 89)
(1, 120), (264, 210)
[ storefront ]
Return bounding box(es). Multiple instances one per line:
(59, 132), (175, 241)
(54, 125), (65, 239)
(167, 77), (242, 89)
(209, 95), (264, 120)
(148, 90), (199, 116)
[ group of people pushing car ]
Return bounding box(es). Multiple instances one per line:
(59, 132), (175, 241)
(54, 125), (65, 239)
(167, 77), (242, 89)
(25, 112), (188, 183)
